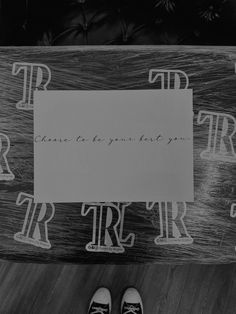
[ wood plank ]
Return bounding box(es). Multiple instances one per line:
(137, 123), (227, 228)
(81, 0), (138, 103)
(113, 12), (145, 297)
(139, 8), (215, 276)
(0, 46), (236, 263)
(0, 262), (236, 314)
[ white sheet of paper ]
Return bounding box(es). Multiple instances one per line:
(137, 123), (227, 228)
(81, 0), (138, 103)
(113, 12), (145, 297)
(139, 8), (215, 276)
(34, 90), (193, 203)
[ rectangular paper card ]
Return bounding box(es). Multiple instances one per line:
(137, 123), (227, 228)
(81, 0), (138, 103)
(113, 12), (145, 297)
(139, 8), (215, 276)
(34, 90), (193, 203)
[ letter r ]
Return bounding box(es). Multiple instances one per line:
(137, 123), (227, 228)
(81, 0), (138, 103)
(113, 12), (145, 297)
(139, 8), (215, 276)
(12, 62), (51, 110)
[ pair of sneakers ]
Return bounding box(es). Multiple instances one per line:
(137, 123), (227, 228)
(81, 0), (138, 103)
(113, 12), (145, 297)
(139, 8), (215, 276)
(88, 287), (143, 314)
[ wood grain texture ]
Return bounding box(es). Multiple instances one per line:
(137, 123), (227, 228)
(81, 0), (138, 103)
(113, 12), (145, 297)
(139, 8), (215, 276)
(0, 46), (236, 263)
(0, 262), (236, 314)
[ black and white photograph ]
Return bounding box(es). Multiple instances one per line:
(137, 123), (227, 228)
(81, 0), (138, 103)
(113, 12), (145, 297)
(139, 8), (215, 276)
(0, 0), (236, 313)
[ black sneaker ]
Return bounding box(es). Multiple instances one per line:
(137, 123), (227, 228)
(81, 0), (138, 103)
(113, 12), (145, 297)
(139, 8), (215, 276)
(121, 287), (143, 314)
(88, 287), (111, 314)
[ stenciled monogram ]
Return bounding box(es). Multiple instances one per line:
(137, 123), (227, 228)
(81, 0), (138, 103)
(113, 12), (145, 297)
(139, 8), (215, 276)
(146, 202), (193, 244)
(197, 111), (236, 163)
(14, 193), (55, 249)
(81, 202), (135, 253)
(0, 133), (14, 181)
(148, 69), (189, 89)
(12, 62), (51, 110)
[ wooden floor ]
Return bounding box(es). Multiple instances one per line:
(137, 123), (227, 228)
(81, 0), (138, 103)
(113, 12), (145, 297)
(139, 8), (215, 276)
(0, 262), (236, 314)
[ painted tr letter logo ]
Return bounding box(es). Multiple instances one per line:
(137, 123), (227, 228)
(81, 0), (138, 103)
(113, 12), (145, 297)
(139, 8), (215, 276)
(0, 133), (14, 181)
(147, 202), (193, 245)
(81, 202), (135, 253)
(197, 111), (236, 163)
(14, 193), (55, 249)
(12, 62), (51, 110)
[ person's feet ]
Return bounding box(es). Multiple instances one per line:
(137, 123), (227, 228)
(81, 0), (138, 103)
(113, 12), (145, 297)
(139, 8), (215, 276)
(121, 287), (143, 314)
(88, 287), (111, 314)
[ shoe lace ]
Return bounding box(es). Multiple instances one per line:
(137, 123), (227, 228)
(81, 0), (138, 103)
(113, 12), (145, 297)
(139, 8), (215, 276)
(123, 304), (140, 314)
(91, 306), (108, 314)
